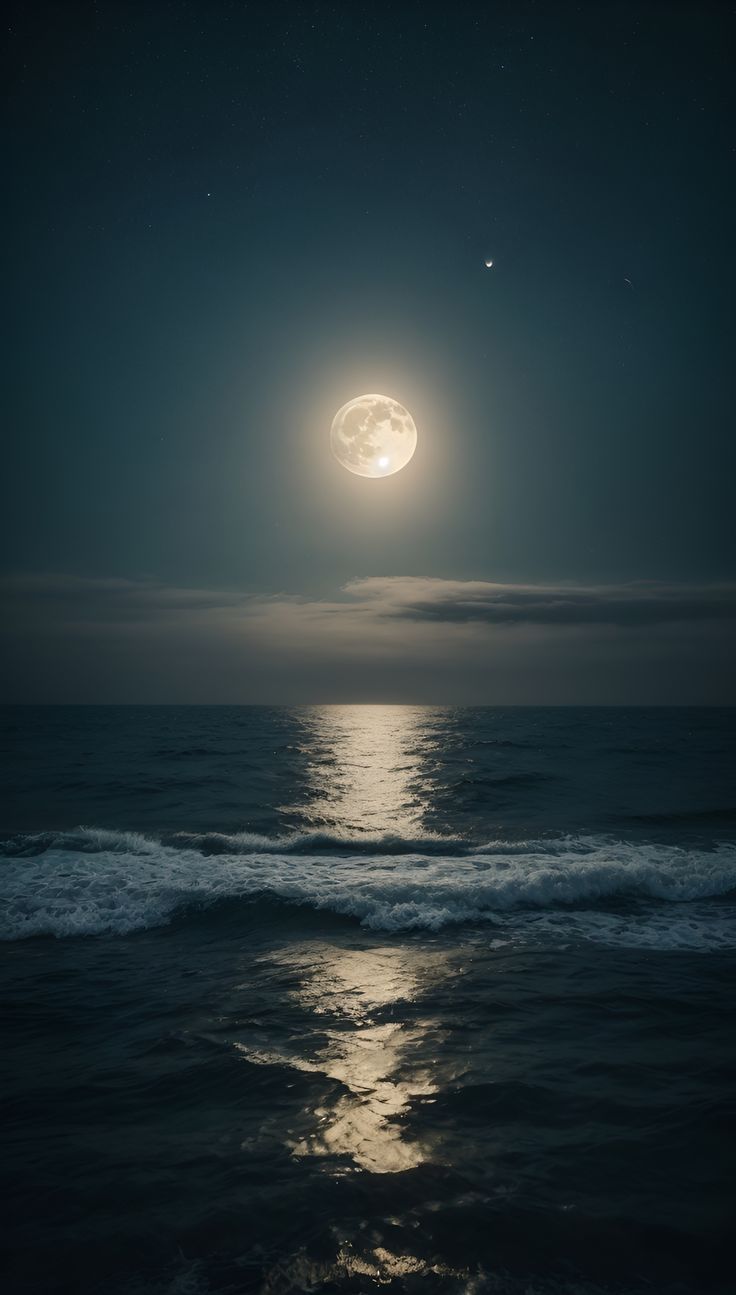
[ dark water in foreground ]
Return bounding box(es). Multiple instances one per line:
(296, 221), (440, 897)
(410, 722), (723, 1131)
(1, 706), (735, 1294)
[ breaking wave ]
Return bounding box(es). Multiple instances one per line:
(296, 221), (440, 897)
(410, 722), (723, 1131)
(1, 827), (735, 948)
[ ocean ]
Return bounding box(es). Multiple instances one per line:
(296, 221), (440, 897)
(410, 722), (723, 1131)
(1, 705), (735, 1294)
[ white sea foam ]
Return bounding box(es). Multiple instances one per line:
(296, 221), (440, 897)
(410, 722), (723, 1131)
(1, 828), (735, 947)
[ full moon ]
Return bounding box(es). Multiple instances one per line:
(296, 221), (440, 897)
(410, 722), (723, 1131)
(330, 393), (418, 478)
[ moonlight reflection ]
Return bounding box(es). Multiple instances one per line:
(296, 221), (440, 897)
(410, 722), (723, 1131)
(228, 709), (452, 1172)
(285, 705), (439, 838)
(235, 943), (448, 1174)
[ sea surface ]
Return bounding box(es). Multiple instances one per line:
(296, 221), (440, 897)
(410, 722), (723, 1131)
(1, 705), (735, 1295)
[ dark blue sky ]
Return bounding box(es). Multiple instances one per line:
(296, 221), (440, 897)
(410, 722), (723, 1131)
(3, 1), (735, 702)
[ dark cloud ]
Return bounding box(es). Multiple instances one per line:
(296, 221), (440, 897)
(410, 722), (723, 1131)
(343, 577), (736, 627)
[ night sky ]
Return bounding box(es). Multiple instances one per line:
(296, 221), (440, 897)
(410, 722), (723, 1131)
(4, 1), (735, 702)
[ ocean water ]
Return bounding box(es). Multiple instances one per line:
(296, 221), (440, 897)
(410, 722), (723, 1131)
(1, 705), (735, 1294)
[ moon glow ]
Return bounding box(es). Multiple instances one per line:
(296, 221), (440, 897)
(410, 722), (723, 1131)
(330, 393), (418, 478)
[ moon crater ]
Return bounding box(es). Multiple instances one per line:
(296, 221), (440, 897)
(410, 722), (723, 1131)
(330, 393), (417, 478)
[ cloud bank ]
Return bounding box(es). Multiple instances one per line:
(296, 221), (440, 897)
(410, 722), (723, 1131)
(2, 573), (735, 703)
(4, 572), (736, 627)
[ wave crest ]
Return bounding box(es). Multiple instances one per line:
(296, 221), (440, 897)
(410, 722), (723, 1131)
(1, 829), (735, 947)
